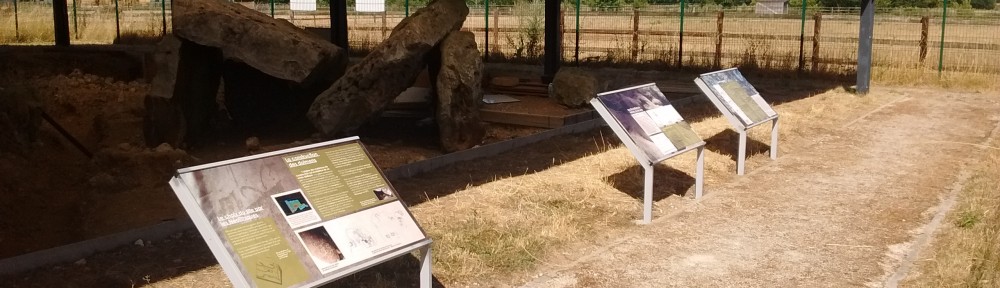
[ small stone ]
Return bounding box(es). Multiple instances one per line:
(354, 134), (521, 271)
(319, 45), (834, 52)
(245, 137), (261, 152)
(134, 239), (145, 247)
(74, 259), (87, 265)
(154, 143), (173, 153)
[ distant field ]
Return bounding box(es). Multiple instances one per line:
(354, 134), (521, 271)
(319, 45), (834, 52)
(2, 3), (998, 73)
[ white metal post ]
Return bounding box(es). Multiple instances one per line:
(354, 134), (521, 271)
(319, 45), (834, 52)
(696, 146), (705, 199)
(770, 118), (779, 159)
(642, 162), (654, 224)
(419, 245), (432, 288)
(738, 130), (747, 175)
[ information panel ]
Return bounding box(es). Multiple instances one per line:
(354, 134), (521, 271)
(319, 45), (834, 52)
(290, 0), (317, 11)
(592, 83), (703, 163)
(696, 68), (777, 127)
(356, 0), (386, 12)
(169, 138), (429, 288)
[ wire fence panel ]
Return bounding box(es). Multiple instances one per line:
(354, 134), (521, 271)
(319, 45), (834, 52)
(1, 1), (999, 74)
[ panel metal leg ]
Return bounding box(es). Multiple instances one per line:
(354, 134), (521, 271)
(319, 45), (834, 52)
(642, 163), (654, 224)
(738, 130), (747, 175)
(696, 146), (705, 199)
(770, 118), (779, 160)
(419, 245), (432, 288)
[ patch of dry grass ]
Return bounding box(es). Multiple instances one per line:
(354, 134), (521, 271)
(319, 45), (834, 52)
(905, 137), (1000, 288)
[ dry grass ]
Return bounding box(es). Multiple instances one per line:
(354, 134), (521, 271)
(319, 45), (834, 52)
(0, 3), (165, 44)
(904, 137), (1000, 287)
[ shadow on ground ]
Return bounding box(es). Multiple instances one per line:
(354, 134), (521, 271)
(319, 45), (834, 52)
(605, 164), (697, 201)
(704, 129), (773, 162)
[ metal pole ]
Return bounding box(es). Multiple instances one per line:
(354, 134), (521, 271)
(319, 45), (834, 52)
(938, 0), (947, 76)
(161, 0), (167, 35)
(678, 0), (686, 68)
(54, 0), (70, 46)
(270, 0), (274, 17)
(484, 0), (489, 62)
(114, 0), (121, 41)
(798, 0), (806, 72)
(575, 0), (580, 66)
(543, 0), (561, 83)
(13, 0), (18, 40)
(856, 0), (874, 95)
(72, 0), (78, 39)
(330, 0), (348, 56)
(405, 0), (409, 17)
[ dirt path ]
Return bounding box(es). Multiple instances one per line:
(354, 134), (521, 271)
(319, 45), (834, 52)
(520, 89), (1000, 288)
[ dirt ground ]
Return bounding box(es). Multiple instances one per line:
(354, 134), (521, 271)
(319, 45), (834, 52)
(516, 88), (1000, 287)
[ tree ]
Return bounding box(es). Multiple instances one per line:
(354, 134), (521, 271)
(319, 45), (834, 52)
(971, 0), (996, 8)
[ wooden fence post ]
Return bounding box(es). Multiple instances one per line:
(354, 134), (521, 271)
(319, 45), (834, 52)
(381, 10), (387, 40)
(812, 13), (822, 73)
(560, 8), (566, 61)
(715, 11), (724, 69)
(632, 9), (640, 62)
(493, 7), (500, 53)
(919, 16), (929, 63)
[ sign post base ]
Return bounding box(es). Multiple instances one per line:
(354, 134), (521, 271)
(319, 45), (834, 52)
(639, 144), (706, 224)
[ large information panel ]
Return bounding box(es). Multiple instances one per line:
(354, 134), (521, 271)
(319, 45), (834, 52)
(696, 68), (777, 129)
(592, 83), (703, 164)
(694, 68), (780, 175)
(169, 137), (430, 288)
(591, 83), (706, 224)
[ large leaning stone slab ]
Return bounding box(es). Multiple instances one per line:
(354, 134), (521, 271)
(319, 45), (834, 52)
(435, 31), (485, 152)
(172, 0), (346, 86)
(307, 0), (469, 137)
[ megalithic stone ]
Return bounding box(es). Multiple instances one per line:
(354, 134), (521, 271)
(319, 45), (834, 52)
(308, 0), (469, 137)
(172, 0), (347, 86)
(435, 31), (485, 152)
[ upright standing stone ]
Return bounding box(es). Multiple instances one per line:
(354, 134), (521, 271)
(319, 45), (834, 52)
(143, 36), (223, 147)
(308, 0), (469, 137)
(435, 31), (485, 152)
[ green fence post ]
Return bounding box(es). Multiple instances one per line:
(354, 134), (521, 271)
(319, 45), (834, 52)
(114, 0), (121, 41)
(798, 0), (806, 72)
(575, 0), (580, 66)
(72, 0), (78, 39)
(484, 0), (489, 62)
(937, 0), (947, 76)
(678, 0), (686, 68)
(161, 0), (167, 35)
(405, 0), (409, 16)
(14, 0), (19, 40)
(270, 0), (275, 17)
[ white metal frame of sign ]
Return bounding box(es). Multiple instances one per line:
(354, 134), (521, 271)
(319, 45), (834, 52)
(590, 85), (706, 225)
(694, 69), (779, 175)
(168, 137), (432, 288)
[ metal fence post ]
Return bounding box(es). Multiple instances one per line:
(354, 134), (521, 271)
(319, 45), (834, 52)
(678, 0), (686, 68)
(485, 0), (490, 62)
(798, 0), (807, 72)
(72, 0), (78, 39)
(938, 1), (947, 75)
(13, 0), (18, 41)
(270, 0), (275, 18)
(162, 0), (167, 36)
(114, 0), (121, 41)
(575, 0), (580, 66)
(405, 0), (409, 17)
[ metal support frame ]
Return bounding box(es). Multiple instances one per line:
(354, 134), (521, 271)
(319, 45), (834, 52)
(418, 245), (432, 288)
(54, 0), (71, 46)
(330, 0), (349, 56)
(638, 145), (705, 224)
(736, 118), (779, 175)
(857, 0), (874, 94)
(542, 0), (561, 83)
